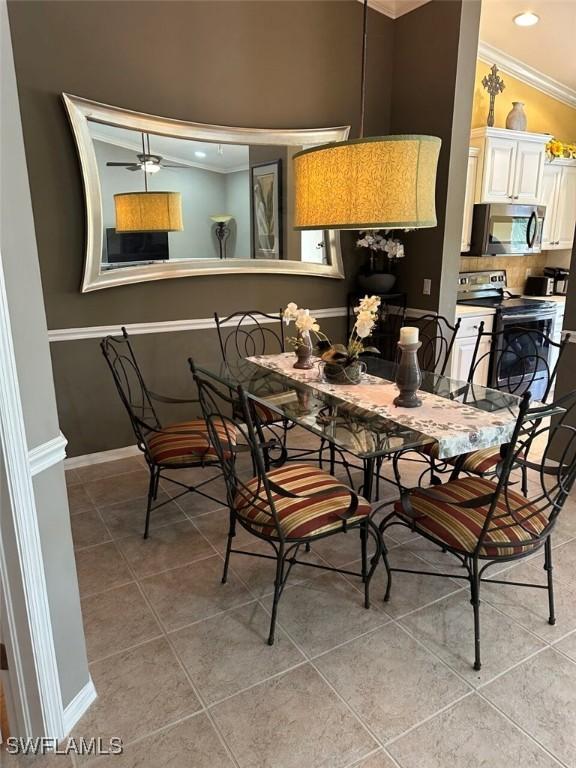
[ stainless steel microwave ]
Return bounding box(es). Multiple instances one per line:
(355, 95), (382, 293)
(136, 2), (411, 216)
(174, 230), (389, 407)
(468, 203), (545, 256)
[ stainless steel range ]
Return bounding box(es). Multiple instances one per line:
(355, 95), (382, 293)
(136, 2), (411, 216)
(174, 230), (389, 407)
(457, 270), (558, 400)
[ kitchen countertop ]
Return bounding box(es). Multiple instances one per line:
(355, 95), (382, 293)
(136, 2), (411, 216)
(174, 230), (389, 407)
(521, 295), (566, 308)
(455, 304), (496, 317)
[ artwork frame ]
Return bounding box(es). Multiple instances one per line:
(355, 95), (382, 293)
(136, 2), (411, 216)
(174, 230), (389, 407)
(251, 160), (282, 260)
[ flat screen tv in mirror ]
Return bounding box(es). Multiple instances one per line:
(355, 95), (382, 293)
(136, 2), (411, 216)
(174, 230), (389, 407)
(63, 94), (349, 291)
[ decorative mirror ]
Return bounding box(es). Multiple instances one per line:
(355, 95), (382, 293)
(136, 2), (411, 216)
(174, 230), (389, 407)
(63, 94), (349, 292)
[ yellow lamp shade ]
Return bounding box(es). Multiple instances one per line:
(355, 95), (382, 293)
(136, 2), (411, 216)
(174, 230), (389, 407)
(114, 191), (183, 233)
(293, 135), (441, 230)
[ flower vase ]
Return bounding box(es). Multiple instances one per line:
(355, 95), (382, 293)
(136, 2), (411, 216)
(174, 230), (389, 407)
(293, 330), (314, 370)
(323, 359), (366, 385)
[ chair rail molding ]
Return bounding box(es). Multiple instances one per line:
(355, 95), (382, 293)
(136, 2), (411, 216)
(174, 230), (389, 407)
(0, 250), (65, 737)
(29, 432), (68, 476)
(47, 305), (431, 342)
(478, 41), (576, 109)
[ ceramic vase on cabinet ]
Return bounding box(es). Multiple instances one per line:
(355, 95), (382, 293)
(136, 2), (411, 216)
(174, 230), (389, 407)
(506, 102), (527, 131)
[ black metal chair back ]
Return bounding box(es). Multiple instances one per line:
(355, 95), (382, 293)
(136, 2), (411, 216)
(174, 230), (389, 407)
(468, 326), (569, 402)
(214, 310), (285, 363)
(478, 389), (576, 558)
(101, 327), (160, 453)
(413, 314), (461, 376)
(190, 360), (285, 540)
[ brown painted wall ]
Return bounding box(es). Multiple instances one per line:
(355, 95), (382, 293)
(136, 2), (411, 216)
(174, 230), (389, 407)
(8, 0), (393, 330)
(8, 0), (479, 456)
(389, 0), (480, 317)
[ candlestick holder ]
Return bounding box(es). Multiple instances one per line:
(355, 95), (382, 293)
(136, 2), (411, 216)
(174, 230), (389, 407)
(394, 341), (422, 408)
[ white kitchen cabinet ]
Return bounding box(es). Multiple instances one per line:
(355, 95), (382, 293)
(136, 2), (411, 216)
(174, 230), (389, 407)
(450, 312), (494, 386)
(541, 160), (576, 250)
(461, 147), (479, 253)
(470, 127), (549, 205)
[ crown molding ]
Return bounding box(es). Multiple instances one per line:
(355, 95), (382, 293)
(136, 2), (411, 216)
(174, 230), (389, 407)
(364, 0), (430, 19)
(478, 41), (576, 110)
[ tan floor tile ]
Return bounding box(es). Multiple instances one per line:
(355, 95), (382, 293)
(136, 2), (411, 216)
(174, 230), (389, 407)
(191, 509), (253, 552)
(81, 583), (162, 661)
(400, 592), (545, 685)
(74, 638), (200, 747)
(98, 493), (186, 540)
(228, 540), (326, 597)
(554, 629), (576, 661)
(540, 538), (576, 585)
(171, 602), (304, 704)
(75, 458), (144, 484)
(140, 555), (252, 632)
(83, 470), (150, 508)
(160, 468), (228, 516)
(356, 547), (464, 619)
(483, 648), (576, 768)
(306, 526), (381, 568)
(75, 543), (133, 598)
(70, 510), (111, 550)
(83, 714), (235, 768)
(67, 484), (96, 514)
(352, 751), (398, 768)
(65, 468), (81, 486)
(210, 664), (376, 768)
(263, 571), (390, 657)
(115, 521), (215, 578)
(389, 693), (558, 768)
(315, 622), (469, 743)
(0, 748), (73, 766)
(482, 560), (576, 642)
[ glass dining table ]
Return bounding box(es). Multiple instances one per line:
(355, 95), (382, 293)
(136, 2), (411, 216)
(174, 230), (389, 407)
(194, 353), (523, 501)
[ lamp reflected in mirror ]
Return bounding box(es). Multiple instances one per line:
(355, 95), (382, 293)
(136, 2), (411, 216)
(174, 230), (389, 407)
(210, 214), (234, 259)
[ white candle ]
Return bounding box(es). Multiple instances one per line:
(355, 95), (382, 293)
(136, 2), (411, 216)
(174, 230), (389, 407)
(400, 326), (419, 345)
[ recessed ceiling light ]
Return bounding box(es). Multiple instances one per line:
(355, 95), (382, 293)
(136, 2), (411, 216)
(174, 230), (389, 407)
(194, 150), (207, 158)
(513, 11), (539, 26)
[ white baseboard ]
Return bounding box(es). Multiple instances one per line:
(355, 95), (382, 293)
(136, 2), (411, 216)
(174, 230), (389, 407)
(28, 432), (68, 476)
(62, 678), (97, 735)
(64, 444), (141, 470)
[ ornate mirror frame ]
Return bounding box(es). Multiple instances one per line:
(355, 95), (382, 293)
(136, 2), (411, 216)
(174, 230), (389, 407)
(63, 93), (350, 292)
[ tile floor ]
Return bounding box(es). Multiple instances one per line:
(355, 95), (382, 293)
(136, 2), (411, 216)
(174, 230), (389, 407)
(6, 435), (576, 768)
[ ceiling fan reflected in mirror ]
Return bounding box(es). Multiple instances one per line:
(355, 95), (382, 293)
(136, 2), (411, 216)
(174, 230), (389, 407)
(106, 133), (190, 174)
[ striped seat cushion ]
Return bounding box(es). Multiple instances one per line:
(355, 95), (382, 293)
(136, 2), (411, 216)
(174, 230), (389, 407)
(148, 419), (235, 466)
(414, 443), (502, 475)
(254, 400), (281, 425)
(235, 463), (371, 539)
(395, 476), (548, 557)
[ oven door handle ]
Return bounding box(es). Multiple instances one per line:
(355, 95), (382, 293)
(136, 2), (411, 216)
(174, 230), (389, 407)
(526, 211), (537, 249)
(500, 312), (556, 325)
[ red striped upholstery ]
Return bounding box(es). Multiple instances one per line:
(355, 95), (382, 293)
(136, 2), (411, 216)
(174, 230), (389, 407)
(254, 400), (281, 424)
(416, 443), (502, 475)
(235, 463), (370, 539)
(395, 476), (548, 557)
(148, 419), (236, 466)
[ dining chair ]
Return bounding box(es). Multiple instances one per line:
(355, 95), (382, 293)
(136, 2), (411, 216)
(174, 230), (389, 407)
(189, 359), (383, 645)
(101, 328), (226, 538)
(214, 308), (320, 466)
(379, 388), (576, 670)
(447, 325), (570, 487)
(392, 324), (569, 492)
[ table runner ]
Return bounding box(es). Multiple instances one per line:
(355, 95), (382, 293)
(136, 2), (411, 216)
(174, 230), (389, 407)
(246, 353), (519, 460)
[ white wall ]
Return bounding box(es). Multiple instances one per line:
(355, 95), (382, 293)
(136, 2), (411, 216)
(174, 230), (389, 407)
(224, 169), (250, 258)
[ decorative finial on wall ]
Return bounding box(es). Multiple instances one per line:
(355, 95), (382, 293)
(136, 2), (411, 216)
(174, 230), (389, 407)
(482, 64), (506, 127)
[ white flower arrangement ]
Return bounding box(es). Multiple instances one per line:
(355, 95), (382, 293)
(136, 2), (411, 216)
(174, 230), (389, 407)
(283, 303), (324, 349)
(357, 230), (406, 274)
(321, 295), (381, 366)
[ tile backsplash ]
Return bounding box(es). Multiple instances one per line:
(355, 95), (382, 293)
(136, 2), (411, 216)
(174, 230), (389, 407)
(460, 250), (571, 293)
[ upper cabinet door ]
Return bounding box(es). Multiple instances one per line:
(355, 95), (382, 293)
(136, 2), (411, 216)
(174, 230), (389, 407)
(461, 150), (479, 252)
(481, 137), (517, 202)
(556, 166), (576, 250)
(513, 140), (546, 203)
(540, 164), (562, 248)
